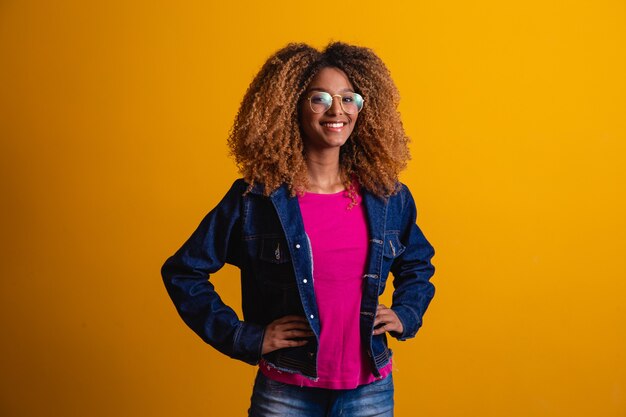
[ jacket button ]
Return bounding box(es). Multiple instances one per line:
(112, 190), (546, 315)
(310, 314), (314, 319)
(303, 279), (308, 283)
(295, 244), (301, 249)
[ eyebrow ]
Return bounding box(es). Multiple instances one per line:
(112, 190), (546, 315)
(307, 87), (355, 94)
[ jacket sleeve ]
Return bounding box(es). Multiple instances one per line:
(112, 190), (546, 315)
(390, 185), (436, 341)
(161, 180), (265, 365)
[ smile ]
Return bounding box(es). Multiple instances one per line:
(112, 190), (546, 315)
(321, 122), (347, 128)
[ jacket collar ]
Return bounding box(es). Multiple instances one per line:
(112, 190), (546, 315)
(247, 181), (289, 198)
(259, 180), (389, 242)
(361, 190), (388, 242)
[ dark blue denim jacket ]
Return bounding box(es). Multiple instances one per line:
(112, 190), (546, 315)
(161, 179), (435, 379)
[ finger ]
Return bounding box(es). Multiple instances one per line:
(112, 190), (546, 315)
(373, 315), (400, 332)
(373, 322), (394, 334)
(274, 315), (310, 324)
(375, 310), (394, 322)
(373, 317), (389, 329)
(272, 319), (312, 332)
(372, 326), (387, 335)
(373, 322), (398, 335)
(263, 337), (308, 354)
(277, 339), (309, 348)
(276, 321), (313, 333)
(282, 329), (315, 339)
(376, 307), (399, 321)
(374, 310), (393, 324)
(375, 306), (391, 319)
(265, 329), (312, 343)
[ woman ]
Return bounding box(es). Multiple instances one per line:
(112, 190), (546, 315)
(162, 42), (435, 417)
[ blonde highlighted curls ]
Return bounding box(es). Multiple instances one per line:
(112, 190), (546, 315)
(228, 42), (410, 198)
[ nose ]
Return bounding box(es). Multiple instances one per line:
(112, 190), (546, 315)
(326, 95), (344, 115)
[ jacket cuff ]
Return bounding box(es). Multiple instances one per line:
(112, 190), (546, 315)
(391, 305), (422, 341)
(231, 321), (265, 365)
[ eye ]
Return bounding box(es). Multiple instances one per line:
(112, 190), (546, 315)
(342, 95), (354, 103)
(310, 93), (331, 104)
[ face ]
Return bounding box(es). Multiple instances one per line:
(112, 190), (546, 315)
(299, 67), (359, 152)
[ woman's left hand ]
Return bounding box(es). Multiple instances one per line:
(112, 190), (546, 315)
(372, 304), (404, 336)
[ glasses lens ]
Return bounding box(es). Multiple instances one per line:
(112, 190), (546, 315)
(308, 92), (364, 114)
(309, 92), (332, 113)
(340, 92), (364, 114)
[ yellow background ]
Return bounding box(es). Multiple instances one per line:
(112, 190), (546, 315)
(1, 1), (625, 416)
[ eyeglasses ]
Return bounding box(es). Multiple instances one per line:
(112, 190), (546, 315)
(306, 91), (364, 115)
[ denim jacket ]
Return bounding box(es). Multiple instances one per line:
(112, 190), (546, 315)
(161, 179), (435, 379)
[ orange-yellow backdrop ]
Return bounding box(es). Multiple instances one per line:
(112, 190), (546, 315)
(1, 1), (625, 416)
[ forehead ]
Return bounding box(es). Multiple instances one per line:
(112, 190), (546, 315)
(306, 67), (354, 92)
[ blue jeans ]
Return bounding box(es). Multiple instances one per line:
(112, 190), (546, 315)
(248, 371), (394, 417)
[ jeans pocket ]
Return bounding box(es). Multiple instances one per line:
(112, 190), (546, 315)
(258, 371), (291, 393)
(369, 373), (394, 392)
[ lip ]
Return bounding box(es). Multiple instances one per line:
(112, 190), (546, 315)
(320, 120), (349, 132)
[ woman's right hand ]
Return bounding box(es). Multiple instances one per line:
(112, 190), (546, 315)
(262, 315), (314, 355)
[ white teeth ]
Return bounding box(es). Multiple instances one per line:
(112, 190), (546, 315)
(323, 122), (344, 128)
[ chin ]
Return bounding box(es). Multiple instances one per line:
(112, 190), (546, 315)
(326, 137), (350, 148)
(302, 129), (352, 150)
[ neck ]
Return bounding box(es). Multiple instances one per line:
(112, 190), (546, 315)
(304, 148), (344, 194)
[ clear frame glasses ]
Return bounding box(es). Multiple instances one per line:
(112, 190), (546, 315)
(306, 91), (364, 115)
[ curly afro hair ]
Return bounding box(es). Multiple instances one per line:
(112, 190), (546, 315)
(227, 42), (410, 198)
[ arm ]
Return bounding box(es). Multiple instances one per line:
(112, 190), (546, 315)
(161, 180), (265, 365)
(389, 186), (436, 341)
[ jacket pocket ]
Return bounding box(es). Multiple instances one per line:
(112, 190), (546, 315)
(382, 234), (406, 259)
(261, 276), (303, 321)
(257, 236), (302, 320)
(259, 236), (291, 264)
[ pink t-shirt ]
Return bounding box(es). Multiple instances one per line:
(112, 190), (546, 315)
(260, 186), (392, 389)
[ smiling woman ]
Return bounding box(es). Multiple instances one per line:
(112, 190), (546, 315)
(227, 43), (411, 198)
(161, 42), (436, 417)
(299, 67), (360, 157)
